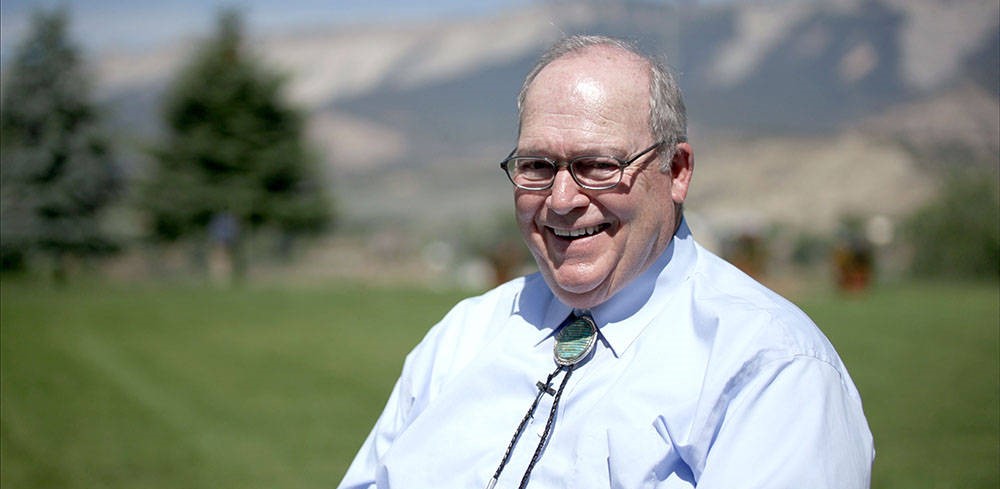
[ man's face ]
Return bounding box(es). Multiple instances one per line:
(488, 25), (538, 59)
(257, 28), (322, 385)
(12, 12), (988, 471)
(515, 48), (690, 309)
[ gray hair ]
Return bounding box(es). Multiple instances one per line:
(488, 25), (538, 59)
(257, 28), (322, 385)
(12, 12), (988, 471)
(516, 35), (687, 172)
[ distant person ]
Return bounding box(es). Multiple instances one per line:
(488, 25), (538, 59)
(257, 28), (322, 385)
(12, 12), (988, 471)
(208, 211), (239, 282)
(338, 35), (873, 488)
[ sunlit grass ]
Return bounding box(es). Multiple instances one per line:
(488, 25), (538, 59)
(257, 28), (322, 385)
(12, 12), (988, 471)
(1, 280), (468, 488)
(800, 283), (999, 489)
(1, 279), (997, 488)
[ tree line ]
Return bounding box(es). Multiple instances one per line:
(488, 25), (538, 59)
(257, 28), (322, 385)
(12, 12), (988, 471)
(2, 8), (995, 283)
(1, 8), (331, 281)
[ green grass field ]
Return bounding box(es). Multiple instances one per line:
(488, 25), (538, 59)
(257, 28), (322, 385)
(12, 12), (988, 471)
(2, 279), (997, 488)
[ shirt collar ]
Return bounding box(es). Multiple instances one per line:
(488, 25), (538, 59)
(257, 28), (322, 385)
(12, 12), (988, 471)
(529, 219), (698, 356)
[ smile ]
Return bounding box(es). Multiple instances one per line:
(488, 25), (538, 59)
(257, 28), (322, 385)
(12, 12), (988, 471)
(549, 224), (610, 239)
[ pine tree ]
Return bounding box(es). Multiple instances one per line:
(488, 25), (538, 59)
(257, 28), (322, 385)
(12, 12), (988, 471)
(141, 9), (331, 278)
(0, 8), (121, 276)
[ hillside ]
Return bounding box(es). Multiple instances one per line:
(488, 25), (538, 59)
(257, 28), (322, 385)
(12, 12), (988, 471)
(88, 0), (999, 240)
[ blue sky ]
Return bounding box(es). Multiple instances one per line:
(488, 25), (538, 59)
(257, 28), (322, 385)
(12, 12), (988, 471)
(0, 0), (535, 59)
(0, 0), (742, 62)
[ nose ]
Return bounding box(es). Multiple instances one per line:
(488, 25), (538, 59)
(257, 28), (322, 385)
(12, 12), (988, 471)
(547, 167), (589, 215)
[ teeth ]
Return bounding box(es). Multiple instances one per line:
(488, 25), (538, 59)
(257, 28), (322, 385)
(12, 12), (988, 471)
(552, 225), (603, 238)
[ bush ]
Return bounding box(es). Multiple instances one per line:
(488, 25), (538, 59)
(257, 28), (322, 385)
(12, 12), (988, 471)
(904, 168), (999, 280)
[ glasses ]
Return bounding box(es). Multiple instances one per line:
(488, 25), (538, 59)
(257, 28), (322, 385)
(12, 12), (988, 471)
(500, 140), (664, 191)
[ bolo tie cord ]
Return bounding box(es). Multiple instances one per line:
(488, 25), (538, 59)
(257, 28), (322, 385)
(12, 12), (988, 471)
(519, 363), (575, 489)
(486, 363), (577, 489)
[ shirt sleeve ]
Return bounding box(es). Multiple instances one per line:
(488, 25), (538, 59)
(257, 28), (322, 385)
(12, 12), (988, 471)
(693, 356), (874, 489)
(334, 292), (485, 489)
(336, 356), (416, 489)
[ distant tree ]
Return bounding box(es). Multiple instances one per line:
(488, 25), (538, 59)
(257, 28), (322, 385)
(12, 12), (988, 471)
(904, 168), (999, 280)
(0, 8), (121, 278)
(141, 9), (331, 278)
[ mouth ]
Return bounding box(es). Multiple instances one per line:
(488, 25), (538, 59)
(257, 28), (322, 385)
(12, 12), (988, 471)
(547, 223), (610, 241)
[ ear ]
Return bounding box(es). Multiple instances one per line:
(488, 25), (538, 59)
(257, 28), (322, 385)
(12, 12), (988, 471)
(669, 142), (694, 204)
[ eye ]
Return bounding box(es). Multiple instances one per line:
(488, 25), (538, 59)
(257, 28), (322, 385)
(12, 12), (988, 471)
(573, 157), (620, 175)
(515, 158), (554, 173)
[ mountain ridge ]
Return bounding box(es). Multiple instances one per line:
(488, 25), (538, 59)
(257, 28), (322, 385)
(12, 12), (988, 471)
(83, 0), (998, 238)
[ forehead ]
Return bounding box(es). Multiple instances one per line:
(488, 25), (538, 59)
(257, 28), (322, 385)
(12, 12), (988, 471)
(520, 46), (652, 147)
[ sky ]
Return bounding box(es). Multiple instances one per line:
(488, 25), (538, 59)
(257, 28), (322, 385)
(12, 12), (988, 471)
(0, 0), (743, 61)
(0, 0), (536, 60)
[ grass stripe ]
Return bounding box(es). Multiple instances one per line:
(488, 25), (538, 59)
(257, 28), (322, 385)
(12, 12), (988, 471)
(2, 279), (997, 488)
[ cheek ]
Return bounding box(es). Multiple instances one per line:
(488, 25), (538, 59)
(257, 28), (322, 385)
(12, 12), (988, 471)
(514, 193), (544, 229)
(603, 181), (670, 240)
(595, 193), (637, 227)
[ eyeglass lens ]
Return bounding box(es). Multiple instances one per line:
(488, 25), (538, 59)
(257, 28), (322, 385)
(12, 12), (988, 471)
(507, 156), (622, 189)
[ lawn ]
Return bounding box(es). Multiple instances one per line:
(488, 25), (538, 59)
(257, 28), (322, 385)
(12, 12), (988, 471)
(800, 283), (999, 489)
(1, 279), (997, 488)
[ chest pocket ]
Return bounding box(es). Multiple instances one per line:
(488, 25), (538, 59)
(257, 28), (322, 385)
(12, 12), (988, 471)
(606, 417), (696, 489)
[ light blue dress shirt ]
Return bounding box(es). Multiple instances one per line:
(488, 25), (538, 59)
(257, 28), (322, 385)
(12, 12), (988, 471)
(338, 221), (874, 488)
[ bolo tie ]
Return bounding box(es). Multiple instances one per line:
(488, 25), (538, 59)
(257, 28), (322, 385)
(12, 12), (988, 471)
(485, 313), (599, 489)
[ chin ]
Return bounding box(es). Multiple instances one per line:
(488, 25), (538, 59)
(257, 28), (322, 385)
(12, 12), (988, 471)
(547, 272), (611, 309)
(553, 274), (601, 294)
(553, 288), (608, 310)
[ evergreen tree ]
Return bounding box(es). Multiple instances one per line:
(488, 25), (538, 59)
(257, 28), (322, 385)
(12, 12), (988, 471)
(142, 9), (331, 277)
(904, 168), (999, 280)
(0, 8), (121, 276)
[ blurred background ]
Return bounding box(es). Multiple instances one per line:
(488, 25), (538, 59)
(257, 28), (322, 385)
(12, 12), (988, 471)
(1, 0), (997, 487)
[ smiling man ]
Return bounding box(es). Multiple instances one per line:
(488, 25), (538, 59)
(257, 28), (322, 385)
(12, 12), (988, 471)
(512, 40), (688, 310)
(339, 35), (873, 489)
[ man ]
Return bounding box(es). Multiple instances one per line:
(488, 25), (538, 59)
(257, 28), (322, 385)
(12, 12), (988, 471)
(339, 35), (873, 488)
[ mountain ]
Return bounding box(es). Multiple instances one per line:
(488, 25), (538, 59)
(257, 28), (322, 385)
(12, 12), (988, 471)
(89, 0), (999, 239)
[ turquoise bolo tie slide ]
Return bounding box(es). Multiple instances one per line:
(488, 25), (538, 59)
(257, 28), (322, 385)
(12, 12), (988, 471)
(553, 314), (598, 366)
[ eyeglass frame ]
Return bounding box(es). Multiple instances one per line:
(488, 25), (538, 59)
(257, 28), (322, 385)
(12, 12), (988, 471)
(500, 140), (665, 191)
